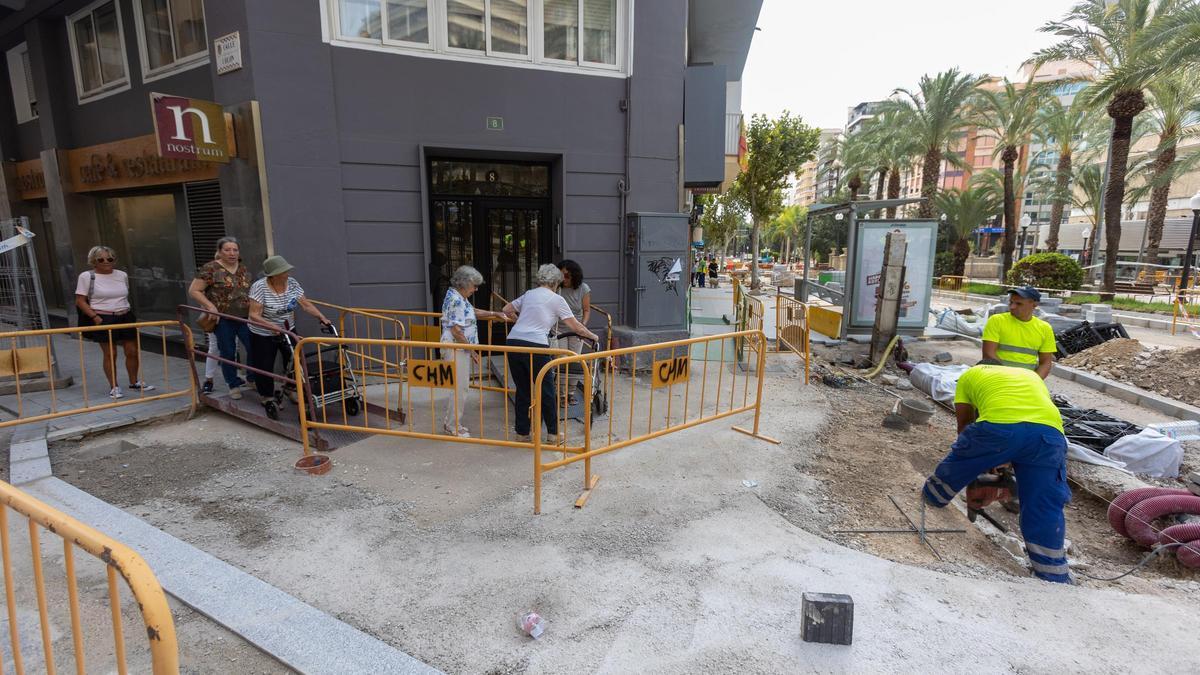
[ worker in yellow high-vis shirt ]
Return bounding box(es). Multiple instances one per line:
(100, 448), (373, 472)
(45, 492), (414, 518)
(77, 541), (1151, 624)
(982, 286), (1056, 379)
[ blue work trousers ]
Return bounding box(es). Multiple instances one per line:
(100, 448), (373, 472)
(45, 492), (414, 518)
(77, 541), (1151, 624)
(923, 421), (1073, 583)
(214, 318), (254, 389)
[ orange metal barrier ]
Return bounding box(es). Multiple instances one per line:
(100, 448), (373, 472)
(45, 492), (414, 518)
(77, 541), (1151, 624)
(0, 479), (178, 674)
(0, 321), (195, 430)
(775, 293), (811, 384)
(293, 337), (578, 455)
(1171, 290), (1200, 336)
(531, 329), (779, 514)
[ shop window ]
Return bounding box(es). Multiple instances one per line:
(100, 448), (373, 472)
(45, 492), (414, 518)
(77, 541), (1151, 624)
(330, 0), (625, 73)
(67, 0), (130, 102)
(5, 43), (37, 123)
(95, 192), (187, 320)
(134, 0), (209, 80)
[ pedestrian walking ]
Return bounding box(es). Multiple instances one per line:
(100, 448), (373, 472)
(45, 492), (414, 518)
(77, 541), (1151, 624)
(247, 255), (331, 420)
(189, 237), (255, 398)
(439, 265), (507, 437)
(555, 259), (592, 404)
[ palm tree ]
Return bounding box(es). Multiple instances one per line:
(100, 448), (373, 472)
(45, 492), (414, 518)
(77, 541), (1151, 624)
(834, 130), (877, 203)
(861, 110), (923, 218)
(935, 187), (1002, 276)
(1031, 96), (1102, 252)
(1033, 0), (1188, 294)
(1140, 72), (1200, 263)
(971, 77), (1048, 277)
(881, 69), (981, 218)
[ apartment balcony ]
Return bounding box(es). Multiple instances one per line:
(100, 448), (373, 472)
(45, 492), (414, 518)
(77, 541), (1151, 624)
(725, 112), (743, 156)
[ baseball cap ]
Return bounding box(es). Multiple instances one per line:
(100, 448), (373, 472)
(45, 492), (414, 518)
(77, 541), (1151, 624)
(1007, 285), (1041, 302)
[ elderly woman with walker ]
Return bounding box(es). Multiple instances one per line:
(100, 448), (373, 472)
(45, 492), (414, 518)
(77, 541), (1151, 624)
(502, 264), (599, 442)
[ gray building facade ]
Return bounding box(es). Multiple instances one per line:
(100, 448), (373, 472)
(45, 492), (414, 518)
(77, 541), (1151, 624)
(0, 0), (761, 330)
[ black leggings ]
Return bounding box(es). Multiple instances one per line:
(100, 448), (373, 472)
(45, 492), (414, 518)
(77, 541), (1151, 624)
(506, 338), (558, 436)
(249, 332), (292, 399)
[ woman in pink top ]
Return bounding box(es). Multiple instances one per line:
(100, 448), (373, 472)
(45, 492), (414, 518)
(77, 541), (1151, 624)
(74, 246), (155, 399)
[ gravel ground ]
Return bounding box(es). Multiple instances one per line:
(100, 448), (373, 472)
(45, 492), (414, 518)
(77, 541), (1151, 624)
(39, 351), (1200, 674)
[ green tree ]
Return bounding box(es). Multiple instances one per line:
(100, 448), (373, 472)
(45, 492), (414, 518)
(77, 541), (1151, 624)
(1033, 0), (1189, 294)
(733, 113), (821, 289)
(881, 69), (981, 218)
(698, 191), (747, 257)
(934, 186), (1002, 276)
(767, 204), (807, 263)
(861, 110), (923, 218)
(1031, 96), (1102, 252)
(1139, 72), (1200, 263)
(970, 77), (1049, 277)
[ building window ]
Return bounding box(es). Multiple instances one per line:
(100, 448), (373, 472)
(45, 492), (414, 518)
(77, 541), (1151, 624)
(134, 0), (209, 79)
(67, 0), (130, 102)
(5, 43), (37, 123)
(329, 0), (626, 74)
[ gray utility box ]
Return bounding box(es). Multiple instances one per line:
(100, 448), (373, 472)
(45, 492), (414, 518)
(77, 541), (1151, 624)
(623, 212), (690, 330)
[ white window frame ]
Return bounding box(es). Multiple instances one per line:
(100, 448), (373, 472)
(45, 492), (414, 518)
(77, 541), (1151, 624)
(325, 0), (631, 77)
(131, 0), (211, 83)
(6, 43), (38, 124)
(66, 0), (133, 104)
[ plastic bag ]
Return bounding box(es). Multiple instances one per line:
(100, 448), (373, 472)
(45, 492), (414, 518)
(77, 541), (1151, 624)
(1103, 428), (1184, 478)
(935, 308), (982, 337)
(1066, 441), (1130, 472)
(908, 363), (969, 405)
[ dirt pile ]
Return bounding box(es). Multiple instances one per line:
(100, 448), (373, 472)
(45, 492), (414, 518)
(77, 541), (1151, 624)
(1061, 338), (1200, 406)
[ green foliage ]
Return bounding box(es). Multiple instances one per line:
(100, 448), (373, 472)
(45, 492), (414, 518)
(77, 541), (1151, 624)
(934, 251), (956, 278)
(734, 112), (821, 286)
(964, 282), (1007, 296)
(1006, 252), (1084, 290)
(697, 191), (747, 253)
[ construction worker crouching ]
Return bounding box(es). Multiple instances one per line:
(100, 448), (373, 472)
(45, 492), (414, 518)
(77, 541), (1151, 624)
(922, 360), (1073, 584)
(982, 285), (1056, 379)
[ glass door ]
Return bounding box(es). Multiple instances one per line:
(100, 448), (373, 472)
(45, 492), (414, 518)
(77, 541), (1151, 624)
(484, 204), (545, 305)
(430, 199), (475, 310)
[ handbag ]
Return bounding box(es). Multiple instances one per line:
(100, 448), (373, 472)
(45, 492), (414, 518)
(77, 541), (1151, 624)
(197, 312), (219, 333)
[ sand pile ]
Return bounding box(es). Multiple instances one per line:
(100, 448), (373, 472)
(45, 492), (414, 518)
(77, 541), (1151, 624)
(1061, 338), (1200, 406)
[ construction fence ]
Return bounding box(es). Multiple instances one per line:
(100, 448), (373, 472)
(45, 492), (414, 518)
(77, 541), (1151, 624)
(0, 321), (195, 431)
(0, 480), (178, 673)
(531, 329), (779, 513)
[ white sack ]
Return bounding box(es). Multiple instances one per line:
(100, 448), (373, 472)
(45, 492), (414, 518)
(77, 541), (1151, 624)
(1103, 428), (1184, 478)
(909, 363), (969, 405)
(1067, 441), (1131, 472)
(935, 308), (982, 337)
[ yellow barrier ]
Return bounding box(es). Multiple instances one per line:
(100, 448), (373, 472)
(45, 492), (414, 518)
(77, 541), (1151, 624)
(0, 321), (196, 430)
(1171, 289), (1200, 336)
(0, 480), (178, 673)
(293, 337), (578, 455)
(530, 329), (780, 514)
(775, 293), (811, 384)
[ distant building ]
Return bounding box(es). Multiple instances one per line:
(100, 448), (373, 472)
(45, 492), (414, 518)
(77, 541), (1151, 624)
(792, 128), (840, 207)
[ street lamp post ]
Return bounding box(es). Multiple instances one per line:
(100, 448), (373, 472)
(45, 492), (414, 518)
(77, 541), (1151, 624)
(1179, 190), (1200, 294)
(1019, 214), (1032, 260)
(1080, 226), (1092, 268)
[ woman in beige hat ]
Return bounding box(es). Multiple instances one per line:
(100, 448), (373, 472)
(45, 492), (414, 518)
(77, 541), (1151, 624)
(247, 255), (330, 419)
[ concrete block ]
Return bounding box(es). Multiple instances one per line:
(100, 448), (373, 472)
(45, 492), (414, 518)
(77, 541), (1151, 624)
(1103, 383), (1142, 404)
(1081, 304), (1112, 312)
(610, 326), (690, 370)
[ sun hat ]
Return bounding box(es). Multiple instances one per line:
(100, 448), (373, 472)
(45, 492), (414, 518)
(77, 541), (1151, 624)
(262, 255), (294, 277)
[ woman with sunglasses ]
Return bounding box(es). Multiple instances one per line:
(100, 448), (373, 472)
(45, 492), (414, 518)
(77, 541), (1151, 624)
(74, 246), (155, 399)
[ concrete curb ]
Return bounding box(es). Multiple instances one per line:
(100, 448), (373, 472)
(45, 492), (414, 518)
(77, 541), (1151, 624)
(1051, 363), (1200, 421)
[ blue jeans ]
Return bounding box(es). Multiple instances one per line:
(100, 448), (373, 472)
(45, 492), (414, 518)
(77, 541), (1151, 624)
(923, 421), (1072, 583)
(214, 318), (253, 389)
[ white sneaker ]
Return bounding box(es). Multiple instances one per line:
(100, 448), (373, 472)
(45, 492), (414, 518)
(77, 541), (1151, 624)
(128, 381), (156, 392)
(109, 386), (124, 399)
(229, 385), (243, 400)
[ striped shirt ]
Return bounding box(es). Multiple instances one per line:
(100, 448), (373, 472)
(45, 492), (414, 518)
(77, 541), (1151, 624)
(249, 277), (304, 336)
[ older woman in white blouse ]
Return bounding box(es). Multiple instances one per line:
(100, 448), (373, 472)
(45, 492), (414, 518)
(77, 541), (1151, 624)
(502, 264), (599, 441)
